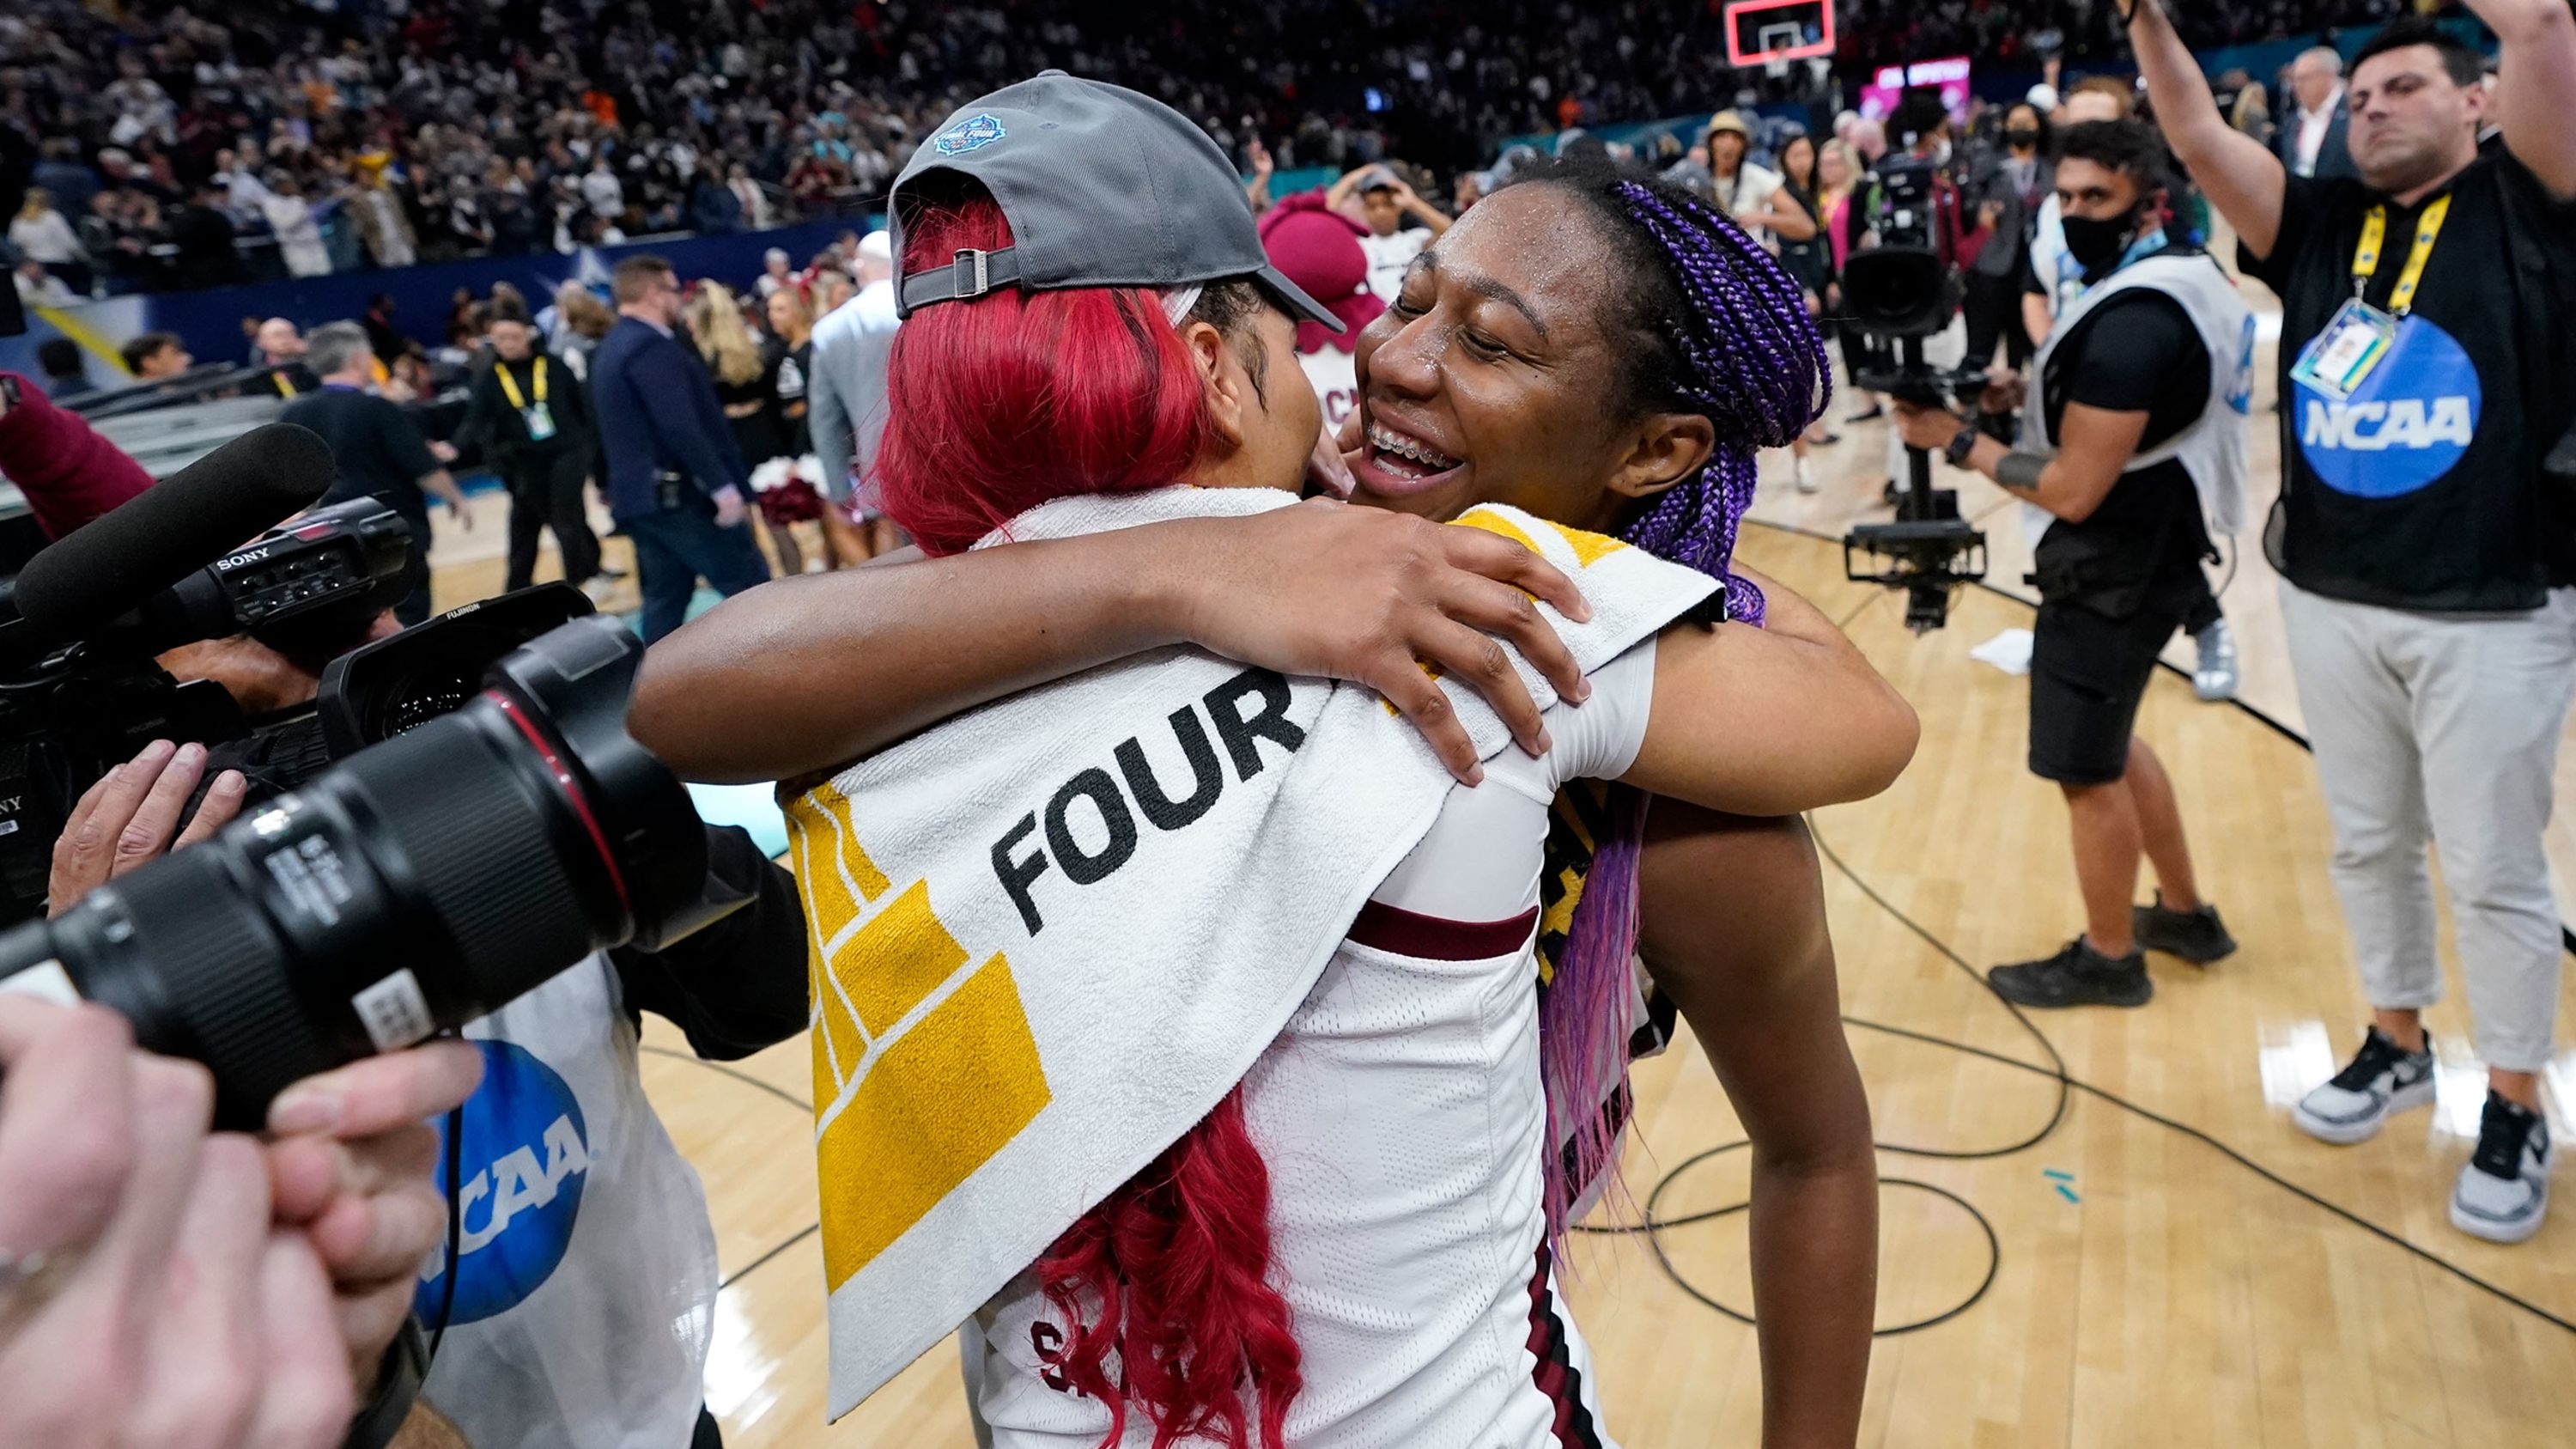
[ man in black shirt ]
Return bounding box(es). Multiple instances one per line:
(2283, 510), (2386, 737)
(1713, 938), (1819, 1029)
(281, 323), (475, 625)
(460, 300), (603, 594)
(2135, 1), (2576, 1245)
(1897, 119), (2245, 1014)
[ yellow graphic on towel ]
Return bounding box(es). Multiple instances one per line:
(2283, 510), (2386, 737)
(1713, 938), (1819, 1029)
(1385, 509), (1628, 711)
(1450, 508), (1627, 569)
(785, 782), (1052, 1292)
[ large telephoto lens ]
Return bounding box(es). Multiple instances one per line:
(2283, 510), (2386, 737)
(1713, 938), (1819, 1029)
(0, 618), (714, 1128)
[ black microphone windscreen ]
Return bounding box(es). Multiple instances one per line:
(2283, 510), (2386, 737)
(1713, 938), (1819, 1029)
(15, 423), (337, 639)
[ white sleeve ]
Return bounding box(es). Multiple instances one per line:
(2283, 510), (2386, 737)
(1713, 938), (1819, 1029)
(1546, 635), (1657, 793)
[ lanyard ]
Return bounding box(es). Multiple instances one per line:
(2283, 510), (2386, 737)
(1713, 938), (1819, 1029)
(495, 357), (547, 411)
(2352, 193), (2451, 317)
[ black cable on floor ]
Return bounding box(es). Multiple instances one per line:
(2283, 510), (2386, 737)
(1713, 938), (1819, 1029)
(721, 1224), (821, 1293)
(641, 1044), (812, 1113)
(640, 1044), (824, 1293)
(1809, 817), (2575, 1335)
(1577, 804), (2576, 1340)
(1571, 809), (2075, 1337)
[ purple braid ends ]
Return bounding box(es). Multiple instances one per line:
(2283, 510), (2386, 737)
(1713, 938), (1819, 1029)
(1523, 162), (1835, 1260)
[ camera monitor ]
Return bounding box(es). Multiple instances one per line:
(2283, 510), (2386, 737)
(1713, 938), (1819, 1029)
(1724, 0), (1836, 67)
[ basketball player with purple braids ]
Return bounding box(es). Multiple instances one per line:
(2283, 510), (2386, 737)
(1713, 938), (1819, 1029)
(639, 155), (1897, 1446)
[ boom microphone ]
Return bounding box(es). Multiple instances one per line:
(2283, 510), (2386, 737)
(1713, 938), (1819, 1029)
(14, 423), (337, 642)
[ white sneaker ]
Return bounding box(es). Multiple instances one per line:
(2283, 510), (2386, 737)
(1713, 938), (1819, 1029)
(579, 574), (620, 607)
(2450, 1093), (2553, 1244)
(2293, 1026), (2437, 1145)
(1794, 455), (1819, 494)
(2193, 619), (2239, 703)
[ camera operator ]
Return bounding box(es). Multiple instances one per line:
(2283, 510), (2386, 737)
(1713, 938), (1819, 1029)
(0, 986), (483, 1449)
(2020, 78), (2243, 703)
(2131, 0), (2576, 1244)
(1894, 119), (2245, 1010)
(89, 614), (811, 1449)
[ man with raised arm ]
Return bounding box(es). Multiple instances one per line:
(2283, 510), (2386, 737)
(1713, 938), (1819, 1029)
(2129, 0), (2576, 1244)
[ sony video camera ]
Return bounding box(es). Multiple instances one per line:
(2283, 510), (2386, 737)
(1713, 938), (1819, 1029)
(0, 608), (738, 1128)
(0, 427), (413, 917)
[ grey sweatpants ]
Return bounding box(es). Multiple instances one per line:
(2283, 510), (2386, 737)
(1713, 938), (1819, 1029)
(2280, 581), (2576, 1072)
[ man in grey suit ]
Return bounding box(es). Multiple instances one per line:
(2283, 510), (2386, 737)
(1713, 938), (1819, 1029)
(2277, 46), (2358, 180)
(807, 229), (904, 563)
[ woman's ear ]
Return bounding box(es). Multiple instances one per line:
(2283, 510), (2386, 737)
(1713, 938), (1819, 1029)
(1179, 317), (1249, 449)
(1607, 411), (1716, 503)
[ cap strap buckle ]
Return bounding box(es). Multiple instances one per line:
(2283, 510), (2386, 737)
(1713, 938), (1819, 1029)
(952, 248), (992, 301)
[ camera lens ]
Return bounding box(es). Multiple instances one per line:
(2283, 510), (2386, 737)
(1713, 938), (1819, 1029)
(0, 619), (707, 1129)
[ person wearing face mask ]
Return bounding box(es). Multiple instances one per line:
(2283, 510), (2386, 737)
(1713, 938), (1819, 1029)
(1965, 103), (2054, 374)
(2020, 79), (2243, 704)
(1894, 119), (2249, 1014)
(2133, 1), (2576, 1245)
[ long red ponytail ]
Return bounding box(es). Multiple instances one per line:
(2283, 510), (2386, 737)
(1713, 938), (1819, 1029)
(877, 187), (1300, 1446)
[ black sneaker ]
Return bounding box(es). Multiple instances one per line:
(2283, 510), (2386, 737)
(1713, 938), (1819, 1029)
(2132, 895), (2238, 965)
(2291, 1026), (2436, 1144)
(2451, 1092), (2554, 1244)
(1989, 939), (2153, 1008)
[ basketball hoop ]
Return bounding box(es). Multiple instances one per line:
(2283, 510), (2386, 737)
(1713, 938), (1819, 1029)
(1722, 0), (1838, 68)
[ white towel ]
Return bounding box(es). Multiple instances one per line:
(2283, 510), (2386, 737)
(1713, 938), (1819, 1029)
(784, 486), (1719, 1419)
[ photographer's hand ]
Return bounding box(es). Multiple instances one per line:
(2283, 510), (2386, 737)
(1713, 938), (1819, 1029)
(265, 1043), (483, 1397)
(0, 997), (358, 1449)
(46, 740), (246, 916)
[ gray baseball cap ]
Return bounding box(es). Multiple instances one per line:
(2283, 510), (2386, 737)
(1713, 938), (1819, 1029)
(891, 71), (1342, 332)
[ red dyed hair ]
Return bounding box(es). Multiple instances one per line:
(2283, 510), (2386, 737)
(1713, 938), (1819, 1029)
(876, 186), (1300, 1446)
(872, 191), (1218, 556)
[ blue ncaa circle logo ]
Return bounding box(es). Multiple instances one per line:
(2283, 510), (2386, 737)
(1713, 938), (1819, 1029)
(935, 113), (1006, 156)
(415, 1040), (592, 1327)
(2295, 315), (2481, 498)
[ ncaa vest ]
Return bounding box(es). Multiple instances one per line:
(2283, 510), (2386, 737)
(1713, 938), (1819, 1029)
(2023, 249), (2257, 545)
(416, 957), (720, 1449)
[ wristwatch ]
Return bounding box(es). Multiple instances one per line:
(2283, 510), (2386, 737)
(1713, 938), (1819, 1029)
(1943, 418), (1980, 468)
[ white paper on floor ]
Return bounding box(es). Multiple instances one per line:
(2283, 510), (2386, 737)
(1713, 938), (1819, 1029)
(1971, 629), (2035, 677)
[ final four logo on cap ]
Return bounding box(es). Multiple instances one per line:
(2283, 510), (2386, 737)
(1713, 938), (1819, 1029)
(935, 113), (1007, 157)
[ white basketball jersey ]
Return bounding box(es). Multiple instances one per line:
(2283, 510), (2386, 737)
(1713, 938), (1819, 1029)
(967, 642), (1658, 1448)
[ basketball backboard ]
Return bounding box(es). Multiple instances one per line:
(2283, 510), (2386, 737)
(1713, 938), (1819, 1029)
(1723, 0), (1836, 67)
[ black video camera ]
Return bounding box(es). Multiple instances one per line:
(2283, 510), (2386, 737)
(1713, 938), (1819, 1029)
(0, 612), (735, 1128)
(0, 484), (411, 921)
(1833, 249), (1990, 632)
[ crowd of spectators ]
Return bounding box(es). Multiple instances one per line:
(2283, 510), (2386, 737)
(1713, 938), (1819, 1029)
(1838, 0), (2403, 74)
(3, 0), (2409, 301)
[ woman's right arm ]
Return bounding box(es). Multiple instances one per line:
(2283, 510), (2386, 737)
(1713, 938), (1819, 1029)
(629, 501), (1598, 787)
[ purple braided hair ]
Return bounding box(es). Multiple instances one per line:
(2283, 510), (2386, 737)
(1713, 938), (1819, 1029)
(1535, 169), (1834, 1253)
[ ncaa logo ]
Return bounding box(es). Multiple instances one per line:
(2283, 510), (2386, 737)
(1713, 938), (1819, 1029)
(2297, 314), (2482, 499)
(415, 1040), (593, 1327)
(935, 113), (1006, 157)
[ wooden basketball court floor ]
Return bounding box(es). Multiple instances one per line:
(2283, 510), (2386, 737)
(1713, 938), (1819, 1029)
(422, 284), (2576, 1447)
